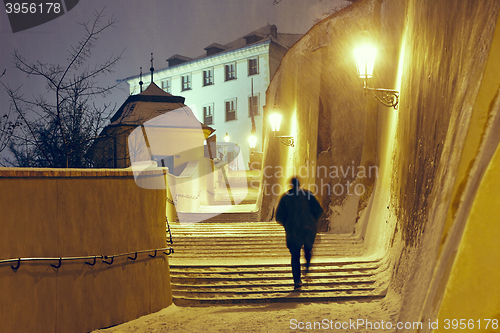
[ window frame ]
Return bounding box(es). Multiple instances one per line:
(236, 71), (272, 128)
(181, 74), (192, 91)
(161, 78), (171, 93)
(203, 68), (214, 86)
(225, 62), (237, 81)
(203, 103), (214, 125)
(225, 98), (237, 121)
(248, 58), (259, 76)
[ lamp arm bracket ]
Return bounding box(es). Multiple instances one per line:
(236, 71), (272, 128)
(275, 135), (294, 147)
(365, 87), (399, 109)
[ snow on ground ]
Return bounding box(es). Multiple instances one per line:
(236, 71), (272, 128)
(93, 295), (401, 333)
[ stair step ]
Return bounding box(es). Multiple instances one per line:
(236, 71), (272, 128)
(170, 262), (381, 271)
(173, 283), (377, 295)
(173, 289), (386, 306)
(166, 218), (390, 306)
(171, 275), (378, 285)
(176, 214), (260, 223)
(170, 252), (363, 258)
(171, 249), (362, 254)
(169, 245), (363, 250)
(169, 260), (381, 269)
(172, 239), (361, 244)
(172, 250), (362, 259)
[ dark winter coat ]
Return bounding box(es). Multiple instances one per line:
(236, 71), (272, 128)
(276, 187), (323, 248)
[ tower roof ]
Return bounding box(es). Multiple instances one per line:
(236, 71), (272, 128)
(108, 83), (214, 136)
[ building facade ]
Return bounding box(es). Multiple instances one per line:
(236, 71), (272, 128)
(124, 25), (302, 169)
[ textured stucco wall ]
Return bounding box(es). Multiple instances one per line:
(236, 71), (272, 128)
(425, 6), (500, 330)
(389, 0), (500, 328)
(435, 119), (500, 330)
(260, 0), (388, 230)
(260, 0), (500, 328)
(0, 168), (172, 333)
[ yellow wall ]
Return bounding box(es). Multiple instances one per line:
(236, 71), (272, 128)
(435, 133), (500, 331)
(433, 8), (500, 330)
(260, 0), (389, 227)
(260, 0), (500, 327)
(0, 168), (172, 333)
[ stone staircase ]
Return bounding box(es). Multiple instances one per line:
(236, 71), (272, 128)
(176, 169), (260, 223)
(213, 170), (260, 205)
(176, 207), (259, 223)
(168, 221), (390, 305)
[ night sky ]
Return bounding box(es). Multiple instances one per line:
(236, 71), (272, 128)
(0, 0), (345, 104)
(0, 0), (345, 160)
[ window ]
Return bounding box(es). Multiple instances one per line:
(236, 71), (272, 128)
(161, 79), (171, 93)
(203, 104), (213, 125)
(248, 95), (259, 117)
(225, 63), (236, 81)
(203, 68), (213, 86)
(225, 98), (236, 121)
(181, 74), (191, 91)
(248, 58), (259, 75)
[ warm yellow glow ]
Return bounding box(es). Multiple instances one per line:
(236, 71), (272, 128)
(269, 113), (282, 132)
(291, 110), (297, 141)
(224, 132), (229, 142)
(381, 31), (406, 192)
(354, 45), (377, 78)
(248, 133), (257, 148)
(396, 30), (406, 93)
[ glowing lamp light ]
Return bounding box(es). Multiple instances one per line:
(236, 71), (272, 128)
(268, 113), (282, 132)
(354, 45), (377, 78)
(248, 133), (257, 149)
(268, 112), (293, 147)
(353, 44), (399, 109)
(224, 133), (229, 143)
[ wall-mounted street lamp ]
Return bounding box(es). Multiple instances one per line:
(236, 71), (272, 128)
(224, 132), (230, 143)
(248, 131), (257, 149)
(269, 113), (294, 147)
(354, 45), (399, 109)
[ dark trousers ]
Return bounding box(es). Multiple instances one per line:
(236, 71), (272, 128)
(288, 242), (313, 286)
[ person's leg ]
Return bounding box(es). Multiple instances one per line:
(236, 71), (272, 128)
(304, 242), (313, 274)
(303, 231), (316, 274)
(288, 243), (302, 288)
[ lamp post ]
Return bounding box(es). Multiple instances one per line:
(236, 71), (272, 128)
(269, 112), (294, 147)
(354, 44), (399, 109)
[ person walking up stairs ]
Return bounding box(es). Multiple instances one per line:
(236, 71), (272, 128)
(276, 177), (323, 290)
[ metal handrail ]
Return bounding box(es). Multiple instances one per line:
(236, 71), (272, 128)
(1, 247), (174, 270)
(166, 216), (173, 244)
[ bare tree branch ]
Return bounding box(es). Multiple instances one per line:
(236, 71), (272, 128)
(2, 8), (123, 168)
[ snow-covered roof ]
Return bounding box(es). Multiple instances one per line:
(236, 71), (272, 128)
(109, 83), (214, 135)
(124, 25), (303, 80)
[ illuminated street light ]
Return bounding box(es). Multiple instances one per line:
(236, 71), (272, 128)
(354, 45), (377, 78)
(268, 113), (282, 132)
(354, 44), (399, 109)
(268, 112), (294, 147)
(248, 132), (257, 149)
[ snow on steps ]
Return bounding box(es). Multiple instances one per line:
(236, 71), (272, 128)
(169, 221), (362, 258)
(176, 210), (259, 223)
(168, 222), (390, 305)
(170, 260), (390, 305)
